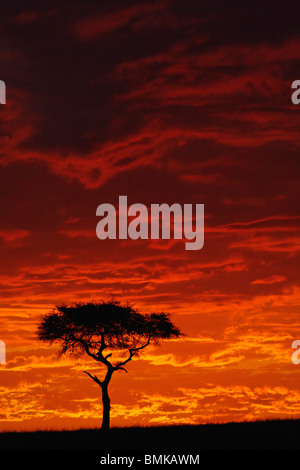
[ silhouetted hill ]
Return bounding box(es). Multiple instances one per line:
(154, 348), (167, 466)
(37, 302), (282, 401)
(0, 419), (299, 450)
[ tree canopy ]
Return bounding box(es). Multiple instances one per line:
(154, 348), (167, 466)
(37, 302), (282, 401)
(37, 299), (182, 365)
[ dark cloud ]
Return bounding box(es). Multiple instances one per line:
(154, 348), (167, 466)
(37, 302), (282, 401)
(1, 0), (299, 164)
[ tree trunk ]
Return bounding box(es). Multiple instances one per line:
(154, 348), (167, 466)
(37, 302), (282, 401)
(101, 382), (111, 431)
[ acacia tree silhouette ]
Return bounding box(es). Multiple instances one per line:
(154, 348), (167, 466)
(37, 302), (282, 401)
(37, 299), (183, 431)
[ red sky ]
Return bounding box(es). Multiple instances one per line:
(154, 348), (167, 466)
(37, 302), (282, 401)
(0, 0), (300, 431)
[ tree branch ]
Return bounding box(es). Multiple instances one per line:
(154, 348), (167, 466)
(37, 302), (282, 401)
(103, 352), (112, 360)
(76, 336), (113, 369)
(84, 370), (103, 387)
(98, 332), (107, 353)
(76, 338), (99, 361)
(114, 334), (151, 371)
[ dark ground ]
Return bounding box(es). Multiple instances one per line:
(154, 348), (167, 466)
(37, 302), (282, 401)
(0, 419), (299, 450)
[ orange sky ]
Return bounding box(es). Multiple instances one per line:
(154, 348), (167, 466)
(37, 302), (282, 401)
(0, 0), (300, 431)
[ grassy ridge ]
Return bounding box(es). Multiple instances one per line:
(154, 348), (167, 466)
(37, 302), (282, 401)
(0, 419), (299, 450)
